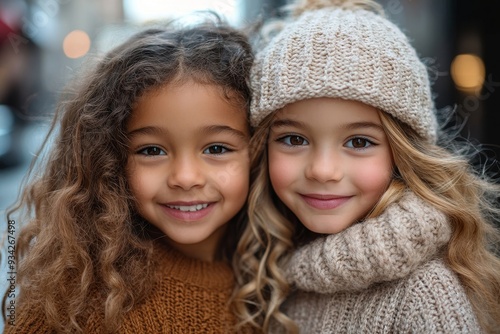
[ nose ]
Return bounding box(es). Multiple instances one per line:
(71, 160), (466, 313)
(305, 148), (343, 183)
(167, 154), (206, 190)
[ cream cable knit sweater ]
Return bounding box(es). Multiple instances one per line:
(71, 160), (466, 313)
(279, 191), (481, 333)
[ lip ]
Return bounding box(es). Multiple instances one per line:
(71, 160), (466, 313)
(160, 201), (215, 221)
(300, 194), (352, 210)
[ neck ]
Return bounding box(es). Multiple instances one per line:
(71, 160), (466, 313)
(163, 226), (228, 263)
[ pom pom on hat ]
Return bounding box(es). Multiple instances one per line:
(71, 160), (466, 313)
(250, 0), (438, 142)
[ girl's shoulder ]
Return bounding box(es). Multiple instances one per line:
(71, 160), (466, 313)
(402, 257), (473, 302)
(391, 258), (481, 332)
(406, 257), (462, 286)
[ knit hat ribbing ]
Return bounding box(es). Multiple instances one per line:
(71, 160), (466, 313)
(250, 2), (438, 142)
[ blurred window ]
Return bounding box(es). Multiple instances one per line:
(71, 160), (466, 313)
(123, 0), (241, 26)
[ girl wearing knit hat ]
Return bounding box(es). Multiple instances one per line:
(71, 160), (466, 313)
(2, 14), (255, 333)
(232, 0), (500, 333)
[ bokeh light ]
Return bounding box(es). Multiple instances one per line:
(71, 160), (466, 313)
(451, 54), (485, 93)
(63, 30), (91, 59)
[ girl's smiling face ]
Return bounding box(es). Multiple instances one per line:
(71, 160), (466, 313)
(126, 80), (249, 261)
(268, 98), (394, 234)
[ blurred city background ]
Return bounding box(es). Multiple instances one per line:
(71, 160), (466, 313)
(0, 0), (499, 327)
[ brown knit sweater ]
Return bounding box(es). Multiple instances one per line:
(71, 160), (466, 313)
(4, 243), (250, 333)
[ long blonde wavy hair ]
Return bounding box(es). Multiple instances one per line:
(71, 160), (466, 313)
(1, 16), (253, 333)
(232, 108), (500, 333)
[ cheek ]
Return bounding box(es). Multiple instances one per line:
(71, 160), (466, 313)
(126, 160), (139, 195)
(215, 160), (250, 200)
(126, 162), (154, 202)
(268, 150), (298, 195)
(353, 157), (393, 196)
(214, 160), (248, 186)
(230, 167), (250, 198)
(127, 175), (145, 203)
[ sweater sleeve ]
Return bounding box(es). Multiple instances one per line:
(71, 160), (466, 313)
(285, 191), (452, 292)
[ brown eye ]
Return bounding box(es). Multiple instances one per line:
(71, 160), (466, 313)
(352, 138), (367, 148)
(346, 137), (373, 149)
(290, 136), (305, 145)
(203, 145), (229, 155)
(146, 147), (161, 155)
(138, 146), (166, 156)
(278, 135), (309, 146)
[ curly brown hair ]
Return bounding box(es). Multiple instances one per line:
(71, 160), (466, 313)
(2, 14), (253, 333)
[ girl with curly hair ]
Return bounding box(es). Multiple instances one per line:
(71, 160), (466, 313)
(2, 14), (255, 333)
(232, 0), (500, 333)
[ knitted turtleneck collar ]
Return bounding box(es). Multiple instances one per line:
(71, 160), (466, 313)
(284, 190), (451, 293)
(154, 241), (234, 290)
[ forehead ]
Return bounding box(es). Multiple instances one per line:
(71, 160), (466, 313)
(274, 98), (381, 125)
(128, 81), (249, 135)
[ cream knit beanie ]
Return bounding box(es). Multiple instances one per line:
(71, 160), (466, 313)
(250, 0), (438, 142)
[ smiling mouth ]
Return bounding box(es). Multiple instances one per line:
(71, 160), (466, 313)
(300, 194), (351, 210)
(166, 204), (209, 212)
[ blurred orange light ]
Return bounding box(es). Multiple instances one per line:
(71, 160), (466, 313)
(63, 30), (91, 59)
(450, 54), (485, 93)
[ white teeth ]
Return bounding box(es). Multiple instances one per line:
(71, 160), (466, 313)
(167, 204), (209, 212)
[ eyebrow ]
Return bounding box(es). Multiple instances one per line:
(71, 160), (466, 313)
(127, 126), (166, 138)
(270, 119), (305, 130)
(200, 125), (248, 140)
(271, 119), (383, 132)
(342, 121), (384, 132)
(271, 118), (385, 133)
(127, 124), (248, 140)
